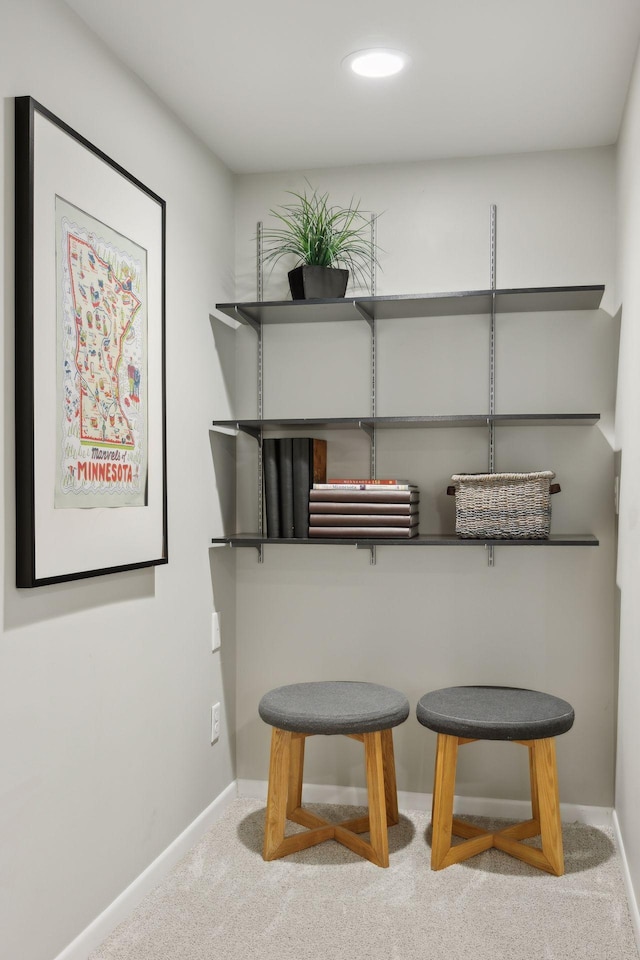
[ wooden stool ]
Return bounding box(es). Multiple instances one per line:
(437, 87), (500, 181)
(416, 685), (575, 875)
(259, 681), (409, 867)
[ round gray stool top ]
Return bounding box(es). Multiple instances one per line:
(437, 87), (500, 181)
(259, 681), (410, 735)
(416, 685), (574, 741)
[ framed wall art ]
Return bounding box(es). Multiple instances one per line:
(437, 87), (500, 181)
(15, 96), (167, 586)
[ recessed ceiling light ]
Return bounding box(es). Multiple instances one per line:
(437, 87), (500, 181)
(343, 48), (410, 79)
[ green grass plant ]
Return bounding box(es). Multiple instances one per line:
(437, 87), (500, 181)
(261, 183), (379, 289)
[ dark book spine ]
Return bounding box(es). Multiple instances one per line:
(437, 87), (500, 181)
(292, 438), (312, 537)
(263, 438), (280, 538)
(291, 438), (328, 538)
(277, 438), (294, 538)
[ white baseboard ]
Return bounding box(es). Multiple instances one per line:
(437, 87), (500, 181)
(613, 810), (640, 954)
(54, 781), (237, 960)
(237, 778), (613, 828)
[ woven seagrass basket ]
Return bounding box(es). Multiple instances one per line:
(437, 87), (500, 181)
(447, 471), (560, 539)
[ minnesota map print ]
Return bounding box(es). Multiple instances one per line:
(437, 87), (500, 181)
(55, 197), (148, 508)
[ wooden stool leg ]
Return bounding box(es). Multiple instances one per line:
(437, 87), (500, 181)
(287, 733), (306, 817)
(528, 741), (540, 825)
(431, 733), (458, 869)
(424, 734), (565, 874)
(263, 726), (401, 867)
(533, 737), (564, 876)
(381, 728), (399, 826)
(364, 730), (389, 867)
(484, 738), (564, 874)
(263, 727), (292, 860)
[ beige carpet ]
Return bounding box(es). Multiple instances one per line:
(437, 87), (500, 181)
(89, 798), (639, 960)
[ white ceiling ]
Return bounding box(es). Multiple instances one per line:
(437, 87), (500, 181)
(65, 0), (640, 174)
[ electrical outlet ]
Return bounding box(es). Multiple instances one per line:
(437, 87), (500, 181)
(212, 612), (221, 652)
(211, 702), (221, 744)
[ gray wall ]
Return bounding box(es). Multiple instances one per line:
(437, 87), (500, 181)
(233, 151), (618, 806)
(0, 3), (236, 959)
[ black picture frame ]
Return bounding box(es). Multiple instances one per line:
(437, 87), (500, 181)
(15, 96), (168, 587)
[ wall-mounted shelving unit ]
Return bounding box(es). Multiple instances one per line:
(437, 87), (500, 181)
(213, 413), (600, 435)
(214, 533), (598, 548)
(215, 285), (604, 327)
(211, 283), (604, 557)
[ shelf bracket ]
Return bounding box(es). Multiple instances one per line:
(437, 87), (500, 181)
(234, 305), (260, 334)
(234, 541), (264, 560)
(237, 423), (261, 441)
(354, 542), (377, 564)
(353, 301), (374, 329)
(358, 420), (374, 441)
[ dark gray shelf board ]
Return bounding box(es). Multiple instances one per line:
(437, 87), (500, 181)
(211, 533), (599, 548)
(211, 413), (600, 434)
(215, 285), (604, 327)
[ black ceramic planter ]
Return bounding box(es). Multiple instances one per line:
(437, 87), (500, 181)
(287, 265), (349, 300)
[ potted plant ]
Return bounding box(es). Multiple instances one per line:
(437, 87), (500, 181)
(261, 183), (379, 300)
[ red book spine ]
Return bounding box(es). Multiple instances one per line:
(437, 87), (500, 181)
(327, 478), (411, 485)
(313, 483), (417, 491)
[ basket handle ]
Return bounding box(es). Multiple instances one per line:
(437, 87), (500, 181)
(447, 482), (561, 495)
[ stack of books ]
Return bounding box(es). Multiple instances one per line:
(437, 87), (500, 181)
(309, 479), (419, 538)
